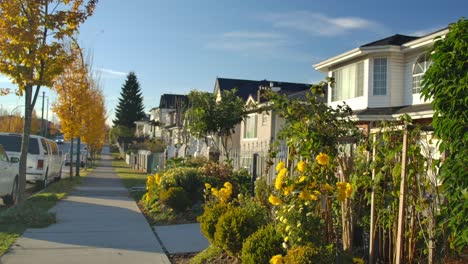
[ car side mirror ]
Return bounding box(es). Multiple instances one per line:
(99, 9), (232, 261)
(10, 157), (20, 163)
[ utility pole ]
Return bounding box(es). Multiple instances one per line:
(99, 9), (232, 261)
(45, 97), (49, 137)
(40, 91), (45, 136)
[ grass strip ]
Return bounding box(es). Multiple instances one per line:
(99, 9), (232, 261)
(0, 168), (93, 256)
(111, 157), (148, 201)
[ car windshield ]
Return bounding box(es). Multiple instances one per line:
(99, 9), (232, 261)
(0, 135), (40, 154)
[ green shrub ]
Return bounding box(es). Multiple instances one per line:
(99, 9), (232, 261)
(284, 244), (335, 264)
(214, 206), (267, 257)
(241, 224), (284, 264)
(185, 156), (209, 168)
(197, 203), (230, 244)
(201, 162), (233, 182)
(231, 168), (252, 196)
(159, 187), (191, 212)
(160, 167), (203, 202)
(191, 245), (224, 264)
(254, 177), (273, 208)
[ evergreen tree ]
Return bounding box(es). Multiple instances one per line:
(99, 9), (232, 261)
(113, 72), (146, 128)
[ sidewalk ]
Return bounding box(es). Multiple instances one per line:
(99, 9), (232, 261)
(1, 146), (170, 264)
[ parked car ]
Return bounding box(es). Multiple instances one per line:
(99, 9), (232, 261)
(54, 135), (65, 144)
(0, 144), (19, 205)
(0, 133), (64, 188)
(60, 141), (89, 167)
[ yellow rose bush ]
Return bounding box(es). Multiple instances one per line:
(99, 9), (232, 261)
(267, 156), (354, 251)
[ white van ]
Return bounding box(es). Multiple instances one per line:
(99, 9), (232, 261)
(0, 144), (19, 205)
(0, 133), (63, 188)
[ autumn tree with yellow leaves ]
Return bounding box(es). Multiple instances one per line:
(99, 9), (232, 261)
(53, 43), (107, 173)
(0, 0), (97, 205)
(0, 109), (41, 133)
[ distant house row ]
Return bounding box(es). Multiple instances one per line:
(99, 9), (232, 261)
(135, 27), (446, 168)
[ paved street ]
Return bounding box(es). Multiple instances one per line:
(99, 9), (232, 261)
(1, 146), (170, 264)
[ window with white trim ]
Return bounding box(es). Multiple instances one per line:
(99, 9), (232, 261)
(412, 54), (432, 94)
(373, 58), (387, 95)
(262, 112), (268, 126)
(331, 61), (364, 101)
(243, 114), (257, 139)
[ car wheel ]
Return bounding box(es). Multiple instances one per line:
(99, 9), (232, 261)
(55, 167), (62, 181)
(38, 170), (49, 189)
(3, 177), (18, 206)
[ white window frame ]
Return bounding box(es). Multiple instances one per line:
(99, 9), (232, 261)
(412, 54), (432, 94)
(331, 61), (364, 101)
(262, 112), (268, 126)
(243, 114), (257, 139)
(373, 58), (387, 95)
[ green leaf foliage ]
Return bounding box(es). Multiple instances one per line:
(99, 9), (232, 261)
(241, 224), (284, 264)
(421, 17), (468, 252)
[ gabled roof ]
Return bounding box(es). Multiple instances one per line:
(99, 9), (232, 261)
(287, 88), (328, 103)
(159, 94), (188, 109)
(314, 26), (448, 72)
(360, 34), (419, 47)
(216, 77), (310, 102)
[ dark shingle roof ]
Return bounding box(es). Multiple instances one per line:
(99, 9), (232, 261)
(216, 78), (310, 101)
(361, 34), (420, 48)
(353, 104), (433, 116)
(159, 94), (188, 109)
(287, 88), (328, 103)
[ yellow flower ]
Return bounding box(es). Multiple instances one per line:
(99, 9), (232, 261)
(204, 183), (212, 189)
(309, 194), (318, 201)
(345, 183), (353, 198)
(154, 173), (161, 185)
(278, 168), (288, 179)
(144, 193), (151, 203)
(268, 195), (283, 206)
(283, 186), (293, 196)
(298, 190), (310, 200)
(270, 254), (283, 264)
(224, 182), (233, 190)
(299, 176), (306, 182)
(336, 182), (352, 201)
(211, 188), (219, 197)
(146, 175), (154, 189)
(316, 152), (330, 166)
(297, 160), (306, 173)
(322, 183), (334, 192)
(276, 161), (285, 172)
(275, 168), (288, 190)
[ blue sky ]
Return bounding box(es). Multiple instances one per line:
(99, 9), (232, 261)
(0, 0), (466, 125)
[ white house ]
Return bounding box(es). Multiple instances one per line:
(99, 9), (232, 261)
(313, 28), (449, 129)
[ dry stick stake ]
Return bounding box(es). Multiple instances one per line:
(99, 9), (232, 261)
(395, 128), (408, 264)
(369, 133), (377, 264)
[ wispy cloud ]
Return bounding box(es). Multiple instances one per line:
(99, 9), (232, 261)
(96, 68), (127, 78)
(263, 11), (382, 36)
(207, 31), (288, 52)
(407, 26), (444, 37)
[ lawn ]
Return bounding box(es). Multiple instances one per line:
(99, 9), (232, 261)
(0, 168), (93, 256)
(111, 158), (148, 201)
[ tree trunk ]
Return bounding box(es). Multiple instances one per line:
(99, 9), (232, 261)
(16, 84), (34, 205)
